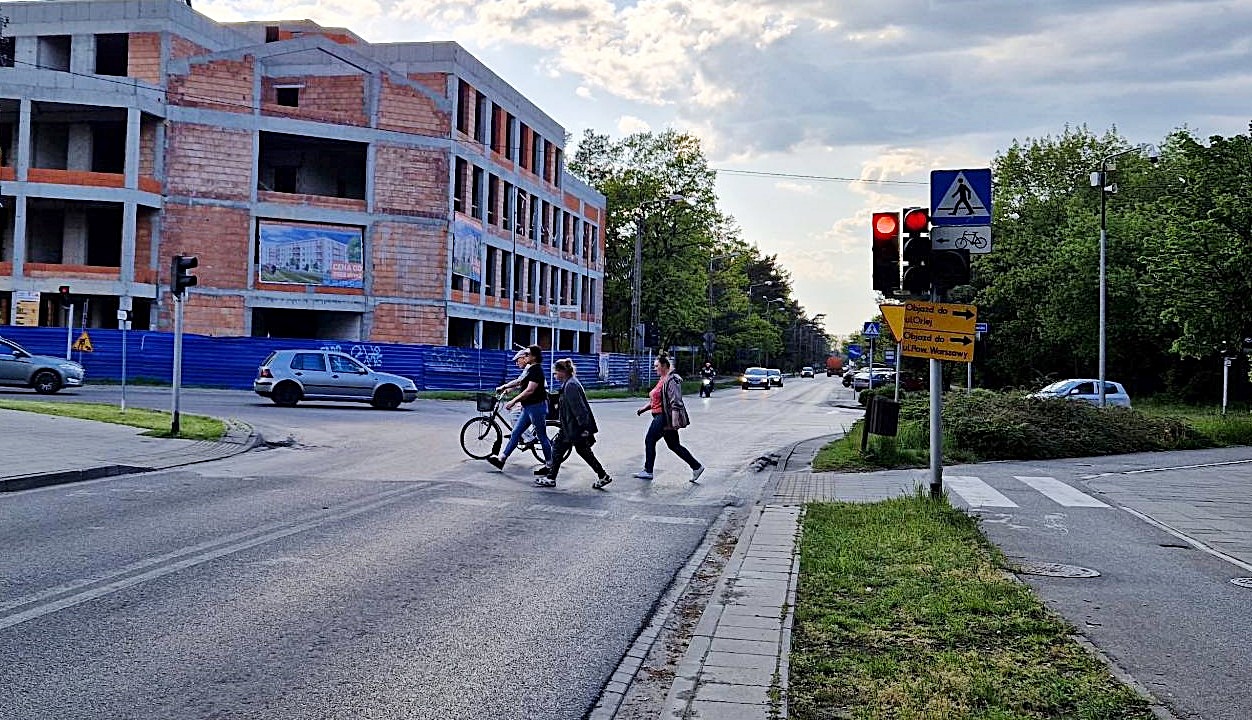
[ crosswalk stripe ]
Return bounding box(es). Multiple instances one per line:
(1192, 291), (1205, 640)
(433, 497), (512, 509)
(527, 504), (611, 519)
(1013, 476), (1110, 508)
(632, 514), (708, 526)
(944, 475), (1018, 507)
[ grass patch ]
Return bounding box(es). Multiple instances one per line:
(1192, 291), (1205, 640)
(0, 400), (225, 442)
(789, 496), (1155, 720)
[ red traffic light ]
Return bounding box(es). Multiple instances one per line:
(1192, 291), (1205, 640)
(872, 212), (900, 241)
(59, 285), (70, 294)
(903, 207), (929, 233)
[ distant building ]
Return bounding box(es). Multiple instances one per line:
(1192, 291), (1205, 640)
(0, 0), (605, 351)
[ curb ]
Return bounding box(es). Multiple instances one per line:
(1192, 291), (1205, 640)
(0, 418), (260, 493)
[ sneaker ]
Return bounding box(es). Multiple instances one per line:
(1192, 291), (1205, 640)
(593, 475), (613, 490)
(633, 470), (654, 480)
(690, 465), (706, 483)
(533, 476), (556, 488)
(533, 465), (552, 476)
(486, 455), (504, 470)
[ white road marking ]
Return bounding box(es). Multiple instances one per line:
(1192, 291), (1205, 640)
(944, 475), (1018, 507)
(1014, 476), (1110, 508)
(433, 497), (512, 509)
(527, 504), (610, 519)
(632, 514), (708, 526)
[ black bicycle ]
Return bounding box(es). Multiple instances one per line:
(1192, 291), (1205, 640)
(459, 391), (569, 463)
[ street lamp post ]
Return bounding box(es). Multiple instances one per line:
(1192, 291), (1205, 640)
(630, 193), (690, 390)
(1093, 142), (1158, 406)
(746, 281), (775, 318)
(707, 252), (737, 360)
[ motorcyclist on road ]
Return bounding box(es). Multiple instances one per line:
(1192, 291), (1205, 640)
(699, 362), (716, 397)
(700, 362), (716, 380)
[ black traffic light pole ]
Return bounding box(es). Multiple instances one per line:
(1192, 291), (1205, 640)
(170, 255), (198, 435)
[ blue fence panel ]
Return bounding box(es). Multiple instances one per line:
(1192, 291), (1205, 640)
(0, 325), (640, 392)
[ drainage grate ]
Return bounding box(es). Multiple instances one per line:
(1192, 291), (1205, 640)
(1016, 562), (1100, 578)
(1230, 578), (1252, 589)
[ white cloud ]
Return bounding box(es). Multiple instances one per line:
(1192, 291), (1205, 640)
(616, 115), (652, 135)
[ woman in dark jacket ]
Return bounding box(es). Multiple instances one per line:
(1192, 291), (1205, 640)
(536, 358), (611, 489)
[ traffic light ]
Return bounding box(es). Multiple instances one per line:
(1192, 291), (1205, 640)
(900, 207), (931, 293)
(929, 221), (971, 289)
(58, 285), (71, 307)
(171, 254), (199, 297)
(871, 212), (900, 293)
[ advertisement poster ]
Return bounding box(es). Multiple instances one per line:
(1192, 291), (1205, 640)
(451, 222), (483, 282)
(257, 220), (363, 288)
(13, 290), (40, 327)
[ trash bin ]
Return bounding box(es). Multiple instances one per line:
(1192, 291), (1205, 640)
(866, 396), (901, 437)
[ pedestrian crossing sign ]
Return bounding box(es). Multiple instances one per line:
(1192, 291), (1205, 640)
(72, 331), (93, 352)
(930, 169), (992, 226)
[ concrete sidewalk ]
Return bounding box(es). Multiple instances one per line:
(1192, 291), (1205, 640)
(0, 408), (259, 492)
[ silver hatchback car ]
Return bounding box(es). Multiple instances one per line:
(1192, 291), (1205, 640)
(254, 349), (418, 409)
(0, 335), (85, 394)
(1031, 379), (1131, 408)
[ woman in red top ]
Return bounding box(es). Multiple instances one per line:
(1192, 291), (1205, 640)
(634, 354), (704, 482)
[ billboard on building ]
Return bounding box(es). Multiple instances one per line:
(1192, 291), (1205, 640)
(257, 220), (364, 288)
(451, 222), (483, 283)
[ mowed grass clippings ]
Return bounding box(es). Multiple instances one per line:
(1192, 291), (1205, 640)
(0, 400), (225, 442)
(789, 497), (1154, 720)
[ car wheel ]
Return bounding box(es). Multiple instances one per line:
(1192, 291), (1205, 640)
(32, 370), (62, 394)
(371, 385), (403, 410)
(271, 382), (302, 407)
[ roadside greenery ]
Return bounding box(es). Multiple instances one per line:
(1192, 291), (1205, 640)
(813, 391), (1252, 471)
(789, 496), (1155, 719)
(0, 400), (225, 442)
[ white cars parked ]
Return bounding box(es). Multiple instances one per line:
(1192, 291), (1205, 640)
(1031, 379), (1131, 408)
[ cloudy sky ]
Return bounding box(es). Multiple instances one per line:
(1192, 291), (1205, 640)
(200, 0), (1251, 338)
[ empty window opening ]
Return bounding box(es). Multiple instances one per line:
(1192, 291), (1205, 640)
(250, 308), (363, 340)
(37, 36), (71, 72)
(258, 132), (366, 199)
(0, 37), (14, 68)
(91, 122), (126, 173)
(86, 206), (123, 267)
(471, 166), (484, 218)
(265, 26), (281, 43)
(94, 34), (129, 77)
(275, 85), (301, 107)
(453, 157), (467, 214)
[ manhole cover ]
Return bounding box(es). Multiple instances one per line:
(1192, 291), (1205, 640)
(1230, 578), (1252, 589)
(1016, 562), (1100, 578)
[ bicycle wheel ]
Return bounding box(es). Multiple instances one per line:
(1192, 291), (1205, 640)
(460, 417), (502, 459)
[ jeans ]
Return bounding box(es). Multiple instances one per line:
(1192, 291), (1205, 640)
(501, 402), (552, 462)
(644, 413), (699, 473)
(547, 433), (606, 481)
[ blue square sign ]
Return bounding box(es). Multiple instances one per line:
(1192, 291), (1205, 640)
(931, 169), (992, 226)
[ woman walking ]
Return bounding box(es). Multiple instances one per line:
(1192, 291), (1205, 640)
(536, 358), (611, 489)
(487, 345), (553, 472)
(634, 354), (705, 482)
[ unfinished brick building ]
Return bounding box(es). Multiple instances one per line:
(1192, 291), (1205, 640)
(0, 0), (606, 351)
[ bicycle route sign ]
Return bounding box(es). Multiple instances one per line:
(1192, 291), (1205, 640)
(931, 225), (992, 254)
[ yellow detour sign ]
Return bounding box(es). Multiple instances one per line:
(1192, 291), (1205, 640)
(72, 331), (94, 353)
(901, 300), (976, 362)
(879, 304), (905, 342)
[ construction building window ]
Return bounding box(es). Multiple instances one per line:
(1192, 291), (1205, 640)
(258, 132), (366, 199)
(485, 246), (497, 297)
(37, 36), (71, 72)
(503, 183), (514, 232)
(456, 80), (472, 135)
(504, 113), (515, 162)
(474, 92), (489, 144)
(518, 124), (530, 171)
(0, 37), (14, 68)
(265, 26), (281, 43)
(453, 157), (467, 214)
(94, 34), (128, 77)
(275, 85), (301, 107)
(487, 174), (499, 226)
(471, 166), (484, 218)
(491, 106), (505, 155)
(531, 133), (542, 176)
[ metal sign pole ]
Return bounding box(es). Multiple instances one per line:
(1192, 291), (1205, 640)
(893, 341), (902, 402)
(65, 303), (74, 359)
(929, 287), (943, 499)
(171, 296), (184, 435)
(121, 319), (128, 412)
(1222, 357), (1231, 415)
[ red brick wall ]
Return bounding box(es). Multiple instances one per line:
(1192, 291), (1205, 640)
(377, 76), (448, 137)
(261, 75), (367, 126)
(168, 57), (255, 113)
(135, 210), (154, 279)
(371, 303), (446, 345)
(374, 146), (447, 217)
(139, 119), (157, 178)
(165, 123), (252, 201)
(127, 32), (162, 84)
(370, 221), (446, 298)
(170, 35), (209, 60)
(180, 294), (247, 336)
(407, 73), (447, 97)
(161, 202), (251, 291)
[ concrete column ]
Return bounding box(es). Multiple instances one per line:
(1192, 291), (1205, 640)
(124, 108), (139, 189)
(16, 99), (31, 182)
(67, 124), (92, 171)
(14, 37), (36, 70)
(11, 196), (27, 276)
(62, 209), (87, 265)
(70, 35), (94, 75)
(121, 203), (137, 283)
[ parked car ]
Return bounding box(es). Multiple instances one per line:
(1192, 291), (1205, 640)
(254, 349), (418, 409)
(767, 368), (784, 387)
(800, 366), (814, 378)
(1031, 379), (1131, 408)
(740, 367), (771, 390)
(0, 335), (85, 394)
(848, 368), (896, 391)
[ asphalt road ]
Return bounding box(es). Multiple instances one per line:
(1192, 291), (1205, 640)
(0, 375), (861, 719)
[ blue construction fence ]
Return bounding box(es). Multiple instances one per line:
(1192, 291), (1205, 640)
(0, 326), (654, 391)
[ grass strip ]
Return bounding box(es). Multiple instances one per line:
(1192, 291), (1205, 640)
(0, 400), (226, 442)
(789, 496), (1154, 720)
